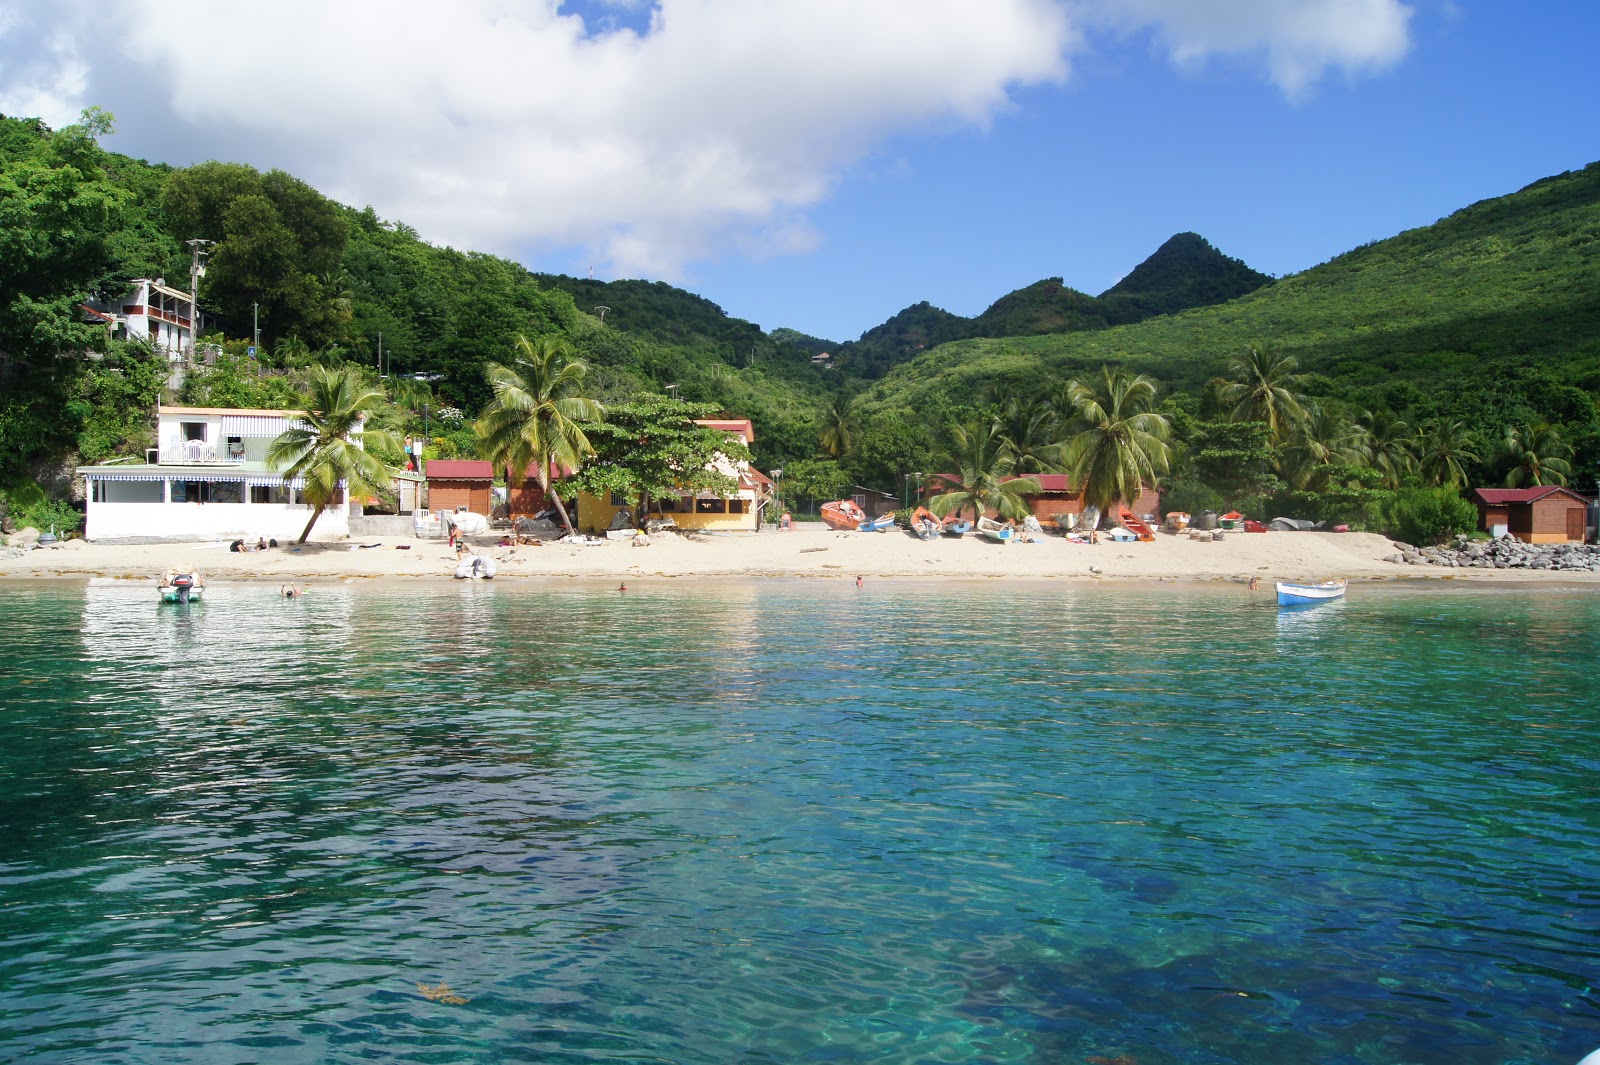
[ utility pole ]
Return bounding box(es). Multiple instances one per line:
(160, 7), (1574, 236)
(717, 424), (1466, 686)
(377, 332), (383, 377)
(253, 302), (259, 350)
(185, 238), (212, 363)
(595, 305), (609, 323)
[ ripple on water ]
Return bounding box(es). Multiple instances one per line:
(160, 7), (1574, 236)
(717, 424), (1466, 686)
(0, 581), (1597, 1063)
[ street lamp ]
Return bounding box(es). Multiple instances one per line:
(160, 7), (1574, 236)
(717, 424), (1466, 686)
(771, 467), (783, 513)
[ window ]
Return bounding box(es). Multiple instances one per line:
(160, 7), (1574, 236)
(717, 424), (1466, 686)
(727, 499), (748, 514)
(251, 484), (290, 504)
(695, 498), (728, 514)
(181, 421), (207, 442)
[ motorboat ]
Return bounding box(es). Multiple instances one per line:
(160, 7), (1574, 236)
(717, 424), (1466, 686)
(454, 553), (498, 579)
(1276, 579), (1346, 607)
(857, 514), (896, 533)
(910, 507), (943, 540)
(158, 570), (204, 603)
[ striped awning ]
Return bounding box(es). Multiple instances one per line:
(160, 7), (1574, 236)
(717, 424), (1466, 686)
(81, 468), (304, 489)
(81, 470), (168, 481)
(221, 414), (302, 436)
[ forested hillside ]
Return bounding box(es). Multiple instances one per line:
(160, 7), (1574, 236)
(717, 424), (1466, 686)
(2, 107), (1596, 543)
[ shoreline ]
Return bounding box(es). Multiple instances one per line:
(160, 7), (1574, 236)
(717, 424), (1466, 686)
(4, 527), (1599, 587)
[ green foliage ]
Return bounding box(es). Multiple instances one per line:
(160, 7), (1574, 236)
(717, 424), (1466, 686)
(0, 484), (83, 536)
(1099, 232), (1274, 324)
(1381, 486), (1478, 545)
(569, 395), (750, 520)
(1180, 420), (1281, 500)
(777, 458), (850, 510)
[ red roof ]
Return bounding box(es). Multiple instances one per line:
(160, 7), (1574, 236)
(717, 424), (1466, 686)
(696, 418), (755, 444)
(425, 460), (494, 481)
(1472, 486), (1591, 505)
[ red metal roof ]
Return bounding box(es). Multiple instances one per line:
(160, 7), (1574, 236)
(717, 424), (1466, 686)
(425, 460), (494, 481)
(1472, 486), (1590, 505)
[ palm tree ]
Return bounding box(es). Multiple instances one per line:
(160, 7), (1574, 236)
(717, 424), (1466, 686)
(995, 392), (1066, 474)
(475, 334), (603, 533)
(818, 393), (860, 459)
(1215, 344), (1308, 443)
(1502, 421), (1572, 487)
(1280, 402), (1363, 491)
(925, 419), (1040, 523)
(1060, 366), (1172, 514)
(1355, 409), (1417, 489)
(1416, 418), (1481, 489)
(267, 365), (401, 544)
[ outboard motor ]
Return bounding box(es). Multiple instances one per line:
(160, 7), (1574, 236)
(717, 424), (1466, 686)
(172, 572), (194, 604)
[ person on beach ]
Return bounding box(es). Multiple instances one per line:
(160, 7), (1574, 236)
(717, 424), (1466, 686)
(780, 511), (792, 530)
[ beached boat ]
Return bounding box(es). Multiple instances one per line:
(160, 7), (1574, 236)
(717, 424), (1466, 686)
(1276, 579), (1346, 607)
(943, 519), (971, 538)
(857, 514), (896, 533)
(1117, 508), (1155, 542)
(157, 571), (204, 604)
(820, 500), (867, 531)
(454, 553), (497, 579)
(978, 517), (1014, 542)
(910, 507), (942, 540)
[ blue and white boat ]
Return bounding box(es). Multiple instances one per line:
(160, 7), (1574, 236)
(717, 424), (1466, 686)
(857, 514), (896, 533)
(943, 519), (971, 538)
(1276, 579), (1346, 607)
(978, 517), (1014, 542)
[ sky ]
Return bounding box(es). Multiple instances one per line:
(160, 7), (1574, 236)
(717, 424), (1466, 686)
(0, 1), (1595, 344)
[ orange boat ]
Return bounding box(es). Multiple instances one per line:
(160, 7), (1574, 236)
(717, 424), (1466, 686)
(910, 506), (943, 540)
(820, 499), (867, 530)
(1117, 508), (1155, 542)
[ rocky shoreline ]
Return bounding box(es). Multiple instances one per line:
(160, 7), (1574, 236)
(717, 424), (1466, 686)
(1388, 535), (1600, 572)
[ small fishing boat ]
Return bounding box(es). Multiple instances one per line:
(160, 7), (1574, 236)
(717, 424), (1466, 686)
(978, 517), (1014, 542)
(942, 519), (971, 537)
(1276, 579), (1346, 607)
(157, 570), (204, 604)
(910, 506), (943, 540)
(454, 553), (497, 579)
(857, 514), (896, 533)
(820, 499), (867, 530)
(1117, 508), (1155, 542)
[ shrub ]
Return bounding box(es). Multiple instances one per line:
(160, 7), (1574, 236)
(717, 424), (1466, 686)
(1382, 487), (1477, 545)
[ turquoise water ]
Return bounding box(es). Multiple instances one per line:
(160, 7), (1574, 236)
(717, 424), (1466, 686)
(1, 580), (1597, 1064)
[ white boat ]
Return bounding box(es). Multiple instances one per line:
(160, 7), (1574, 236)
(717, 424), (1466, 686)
(454, 554), (497, 579)
(1276, 579), (1346, 606)
(978, 517), (1014, 542)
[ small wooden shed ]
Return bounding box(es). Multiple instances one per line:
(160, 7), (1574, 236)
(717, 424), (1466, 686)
(424, 460), (494, 515)
(1471, 486), (1592, 543)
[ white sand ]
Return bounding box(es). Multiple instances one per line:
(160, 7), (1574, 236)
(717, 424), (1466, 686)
(3, 524), (1594, 586)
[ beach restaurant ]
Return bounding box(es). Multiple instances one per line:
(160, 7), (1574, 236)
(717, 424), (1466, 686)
(575, 419), (771, 533)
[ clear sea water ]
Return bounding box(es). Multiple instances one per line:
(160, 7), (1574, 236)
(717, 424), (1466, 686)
(1, 579), (1597, 1065)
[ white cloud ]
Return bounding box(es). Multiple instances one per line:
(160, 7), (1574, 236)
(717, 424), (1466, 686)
(0, 5), (88, 129)
(0, 1), (1414, 279)
(1086, 0), (1414, 97)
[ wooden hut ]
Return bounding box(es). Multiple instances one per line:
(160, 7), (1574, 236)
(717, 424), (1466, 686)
(1471, 486), (1592, 543)
(424, 460), (494, 515)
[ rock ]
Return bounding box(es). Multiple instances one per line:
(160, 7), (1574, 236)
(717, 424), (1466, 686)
(12, 526), (41, 545)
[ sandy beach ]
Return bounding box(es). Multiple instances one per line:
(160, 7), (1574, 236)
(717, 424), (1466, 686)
(4, 524), (1598, 586)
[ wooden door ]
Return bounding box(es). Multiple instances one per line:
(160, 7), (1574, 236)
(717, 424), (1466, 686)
(1568, 507), (1585, 541)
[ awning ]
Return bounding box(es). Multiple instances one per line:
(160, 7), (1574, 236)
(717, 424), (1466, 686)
(81, 471), (168, 481)
(221, 414), (300, 437)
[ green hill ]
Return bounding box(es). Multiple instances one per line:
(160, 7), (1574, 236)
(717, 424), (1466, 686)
(863, 162), (1600, 430)
(830, 233), (1271, 378)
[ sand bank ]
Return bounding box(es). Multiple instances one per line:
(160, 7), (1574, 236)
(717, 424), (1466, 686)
(4, 525), (1597, 586)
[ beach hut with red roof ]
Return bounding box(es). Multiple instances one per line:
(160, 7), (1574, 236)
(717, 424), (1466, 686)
(1470, 486), (1592, 543)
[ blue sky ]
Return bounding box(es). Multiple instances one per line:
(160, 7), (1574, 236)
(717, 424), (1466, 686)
(1, 2), (1595, 344)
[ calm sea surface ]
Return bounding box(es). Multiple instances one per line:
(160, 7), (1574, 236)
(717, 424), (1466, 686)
(1, 580), (1597, 1064)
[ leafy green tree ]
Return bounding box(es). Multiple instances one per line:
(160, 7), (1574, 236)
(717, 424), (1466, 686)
(1356, 409), (1417, 489)
(925, 419), (1040, 523)
(1382, 486), (1478, 545)
(1501, 421), (1572, 487)
(1060, 366), (1172, 514)
(267, 365), (401, 543)
(1180, 419), (1280, 500)
(778, 457), (851, 513)
(569, 394), (750, 525)
(475, 334), (602, 532)
(1416, 418), (1481, 489)
(1215, 344), (1308, 442)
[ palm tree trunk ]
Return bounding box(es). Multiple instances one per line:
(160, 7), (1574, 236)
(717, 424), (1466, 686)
(297, 504), (326, 544)
(542, 469), (574, 533)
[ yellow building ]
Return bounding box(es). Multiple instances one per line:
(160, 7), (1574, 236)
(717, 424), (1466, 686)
(576, 419), (772, 533)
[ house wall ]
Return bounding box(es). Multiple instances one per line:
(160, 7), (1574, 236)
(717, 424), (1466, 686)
(1477, 504), (1510, 533)
(508, 480), (554, 517)
(428, 481), (492, 514)
(83, 497), (347, 543)
(577, 490), (758, 533)
(1529, 498), (1586, 543)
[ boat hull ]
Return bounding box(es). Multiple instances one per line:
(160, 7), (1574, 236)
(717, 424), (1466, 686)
(1276, 580), (1346, 606)
(820, 500), (867, 531)
(942, 520), (971, 537)
(857, 515), (895, 533)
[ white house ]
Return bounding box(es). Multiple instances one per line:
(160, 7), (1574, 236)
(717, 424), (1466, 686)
(78, 406), (357, 543)
(82, 278), (197, 360)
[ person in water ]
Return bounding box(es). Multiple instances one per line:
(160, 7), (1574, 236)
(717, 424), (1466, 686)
(281, 583), (301, 598)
